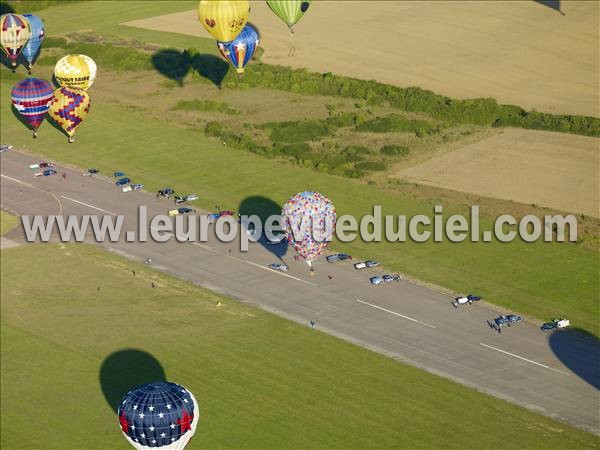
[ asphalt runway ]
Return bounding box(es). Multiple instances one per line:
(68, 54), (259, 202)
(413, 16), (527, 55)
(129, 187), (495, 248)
(1, 149), (598, 434)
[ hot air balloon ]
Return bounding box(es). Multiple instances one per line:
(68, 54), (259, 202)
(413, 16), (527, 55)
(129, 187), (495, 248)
(48, 87), (90, 143)
(282, 191), (336, 270)
(118, 382), (199, 450)
(21, 14), (44, 72)
(198, 0), (250, 42)
(266, 1), (311, 34)
(217, 23), (259, 76)
(0, 13), (31, 68)
(54, 54), (97, 90)
(11, 78), (54, 138)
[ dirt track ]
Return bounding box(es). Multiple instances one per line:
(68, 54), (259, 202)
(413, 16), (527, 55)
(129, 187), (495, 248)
(122, 1), (599, 117)
(397, 129), (600, 217)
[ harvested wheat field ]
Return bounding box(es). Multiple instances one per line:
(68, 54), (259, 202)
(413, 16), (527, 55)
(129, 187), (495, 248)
(397, 129), (600, 217)
(122, 1), (599, 117)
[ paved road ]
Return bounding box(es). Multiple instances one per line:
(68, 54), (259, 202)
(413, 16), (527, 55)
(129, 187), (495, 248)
(1, 150), (599, 434)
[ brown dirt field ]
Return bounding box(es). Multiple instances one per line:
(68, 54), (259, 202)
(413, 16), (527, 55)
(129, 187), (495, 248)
(122, 1), (599, 117)
(396, 129), (600, 218)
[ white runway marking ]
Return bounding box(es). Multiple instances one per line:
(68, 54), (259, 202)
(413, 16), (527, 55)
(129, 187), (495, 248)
(61, 195), (116, 215)
(480, 343), (570, 376)
(1, 174), (33, 187)
(356, 299), (437, 329)
(2, 174), (63, 215)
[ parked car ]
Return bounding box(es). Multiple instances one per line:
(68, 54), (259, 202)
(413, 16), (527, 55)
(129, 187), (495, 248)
(157, 188), (175, 198)
(208, 213), (220, 222)
(452, 294), (482, 308)
(116, 177), (130, 186)
(354, 260), (379, 269)
(131, 184), (144, 190)
(0, 144), (13, 153)
(168, 209), (180, 217)
(541, 318), (570, 332)
(113, 171), (126, 177)
(327, 253), (352, 263)
(43, 169), (57, 176)
(178, 207), (193, 214)
(39, 161), (54, 168)
(83, 168), (99, 176)
(122, 185), (133, 193)
(491, 314), (523, 330)
(370, 276), (384, 286)
(219, 210), (235, 217)
(383, 274), (402, 283)
(185, 194), (198, 201)
(174, 195), (186, 204)
(268, 263), (289, 272)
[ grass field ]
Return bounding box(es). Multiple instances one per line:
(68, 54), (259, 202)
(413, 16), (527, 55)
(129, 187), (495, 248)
(1, 243), (598, 449)
(1, 66), (598, 337)
(0, 211), (19, 236)
(124, 1), (600, 118)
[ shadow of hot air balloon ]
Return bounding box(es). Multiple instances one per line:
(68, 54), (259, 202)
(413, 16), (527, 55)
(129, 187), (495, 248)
(99, 349), (166, 412)
(534, 0), (565, 15)
(239, 195), (288, 262)
(548, 328), (600, 390)
(151, 48), (229, 88)
(0, 1), (15, 15)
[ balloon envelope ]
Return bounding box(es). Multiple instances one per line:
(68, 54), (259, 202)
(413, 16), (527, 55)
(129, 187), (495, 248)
(0, 13), (31, 66)
(21, 14), (44, 69)
(48, 87), (90, 138)
(266, 0), (311, 32)
(118, 381), (199, 450)
(11, 78), (54, 131)
(217, 23), (259, 75)
(54, 54), (97, 90)
(198, 0), (250, 42)
(282, 191), (336, 263)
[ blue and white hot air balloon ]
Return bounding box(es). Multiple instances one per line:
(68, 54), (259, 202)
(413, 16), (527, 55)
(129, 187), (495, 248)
(22, 14), (44, 72)
(217, 23), (259, 77)
(118, 382), (199, 450)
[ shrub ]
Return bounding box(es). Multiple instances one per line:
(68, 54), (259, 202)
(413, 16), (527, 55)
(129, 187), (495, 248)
(380, 145), (410, 157)
(355, 161), (387, 172)
(172, 100), (240, 115)
(264, 120), (329, 143)
(355, 114), (435, 134)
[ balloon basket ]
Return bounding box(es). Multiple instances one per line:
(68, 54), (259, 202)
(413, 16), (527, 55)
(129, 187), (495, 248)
(68, 136), (74, 144)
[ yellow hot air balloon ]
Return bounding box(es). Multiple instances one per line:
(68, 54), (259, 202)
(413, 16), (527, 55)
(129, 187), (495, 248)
(54, 54), (97, 91)
(198, 0), (250, 42)
(48, 87), (91, 143)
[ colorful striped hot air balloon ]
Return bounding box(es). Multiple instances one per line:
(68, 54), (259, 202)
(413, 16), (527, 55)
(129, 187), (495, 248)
(22, 14), (45, 72)
(266, 1), (311, 34)
(198, 0), (250, 42)
(54, 54), (97, 90)
(217, 23), (259, 76)
(48, 87), (91, 143)
(11, 78), (54, 137)
(0, 13), (31, 68)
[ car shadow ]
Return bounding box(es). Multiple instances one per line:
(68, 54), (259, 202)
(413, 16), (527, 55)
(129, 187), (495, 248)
(238, 195), (288, 262)
(151, 48), (229, 88)
(548, 327), (600, 390)
(99, 349), (166, 412)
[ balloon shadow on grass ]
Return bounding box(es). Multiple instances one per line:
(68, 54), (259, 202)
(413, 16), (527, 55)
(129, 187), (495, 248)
(100, 349), (166, 412)
(239, 195), (288, 262)
(548, 328), (600, 390)
(0, 1), (15, 14)
(151, 48), (229, 88)
(534, 0), (565, 14)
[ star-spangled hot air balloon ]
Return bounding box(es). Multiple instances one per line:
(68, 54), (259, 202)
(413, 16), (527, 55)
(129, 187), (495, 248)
(48, 87), (90, 143)
(21, 14), (44, 72)
(198, 0), (250, 43)
(118, 382), (199, 450)
(282, 191), (336, 270)
(266, 1), (311, 34)
(54, 54), (97, 91)
(0, 13), (31, 68)
(11, 78), (54, 138)
(217, 23), (259, 76)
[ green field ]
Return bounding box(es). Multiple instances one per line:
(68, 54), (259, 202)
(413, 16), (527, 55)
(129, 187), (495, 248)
(0, 210), (19, 236)
(1, 243), (597, 449)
